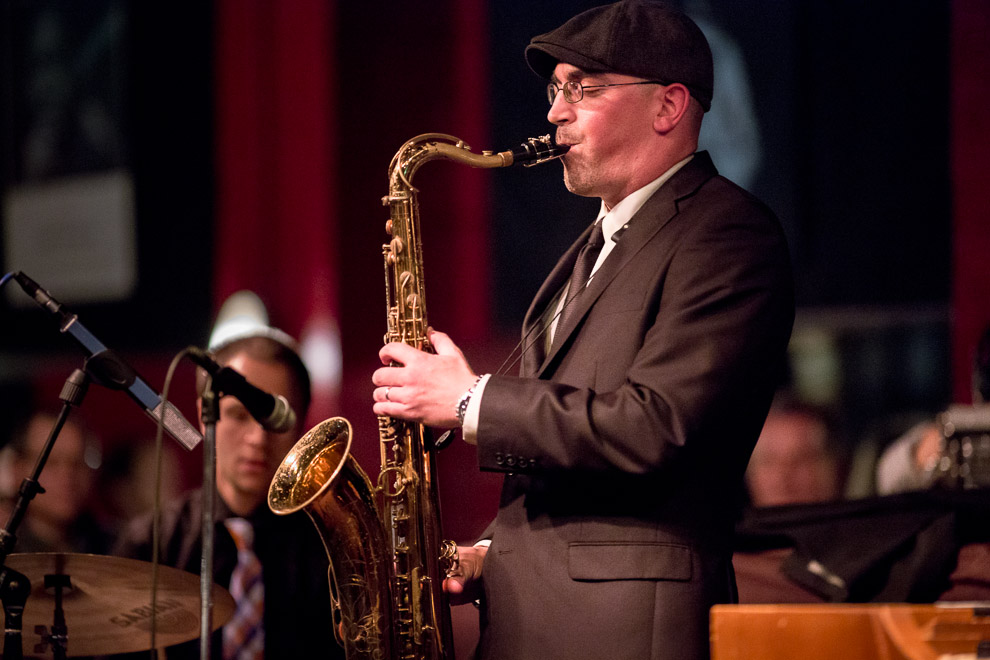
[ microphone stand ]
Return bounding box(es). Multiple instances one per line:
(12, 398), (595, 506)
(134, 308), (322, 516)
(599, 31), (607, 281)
(198, 379), (220, 660)
(0, 366), (90, 660)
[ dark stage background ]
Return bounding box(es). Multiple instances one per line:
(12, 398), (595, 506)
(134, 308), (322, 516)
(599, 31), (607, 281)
(0, 2), (988, 651)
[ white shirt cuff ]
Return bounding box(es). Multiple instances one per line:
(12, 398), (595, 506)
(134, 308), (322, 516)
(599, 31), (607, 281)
(461, 373), (490, 445)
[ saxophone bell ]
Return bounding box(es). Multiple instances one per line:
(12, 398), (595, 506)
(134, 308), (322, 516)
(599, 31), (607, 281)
(268, 417), (394, 659)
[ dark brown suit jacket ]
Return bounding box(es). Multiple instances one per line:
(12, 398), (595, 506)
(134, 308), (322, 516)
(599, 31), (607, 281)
(473, 152), (794, 660)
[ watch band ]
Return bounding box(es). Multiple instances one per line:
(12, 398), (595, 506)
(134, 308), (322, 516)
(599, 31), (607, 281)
(455, 376), (483, 426)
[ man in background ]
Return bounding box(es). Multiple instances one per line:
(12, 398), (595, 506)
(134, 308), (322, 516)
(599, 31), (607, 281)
(745, 400), (844, 507)
(115, 323), (341, 659)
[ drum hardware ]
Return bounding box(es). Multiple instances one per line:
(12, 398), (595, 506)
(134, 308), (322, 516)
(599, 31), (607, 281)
(0, 553), (234, 657)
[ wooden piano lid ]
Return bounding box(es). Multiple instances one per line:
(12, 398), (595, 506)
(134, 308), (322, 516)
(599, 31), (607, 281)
(710, 603), (990, 660)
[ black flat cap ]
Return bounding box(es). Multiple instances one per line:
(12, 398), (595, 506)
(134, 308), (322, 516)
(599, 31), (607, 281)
(525, 0), (714, 112)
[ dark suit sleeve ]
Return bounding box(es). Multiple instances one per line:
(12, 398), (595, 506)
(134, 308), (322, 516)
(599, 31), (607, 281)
(111, 495), (209, 576)
(476, 180), (794, 478)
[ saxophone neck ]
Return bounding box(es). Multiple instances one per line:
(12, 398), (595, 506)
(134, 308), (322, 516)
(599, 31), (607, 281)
(387, 133), (569, 192)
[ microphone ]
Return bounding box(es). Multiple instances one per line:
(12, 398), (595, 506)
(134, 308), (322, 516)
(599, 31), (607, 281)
(186, 347), (297, 433)
(11, 272), (203, 450)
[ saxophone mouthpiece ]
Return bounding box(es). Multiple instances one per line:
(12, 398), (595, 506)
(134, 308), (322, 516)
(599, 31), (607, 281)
(508, 135), (569, 167)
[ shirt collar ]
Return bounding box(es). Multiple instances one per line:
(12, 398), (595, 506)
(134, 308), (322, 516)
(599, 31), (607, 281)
(596, 154), (695, 242)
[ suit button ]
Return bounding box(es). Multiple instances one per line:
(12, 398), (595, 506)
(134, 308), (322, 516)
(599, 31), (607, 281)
(494, 452), (504, 465)
(506, 455), (517, 467)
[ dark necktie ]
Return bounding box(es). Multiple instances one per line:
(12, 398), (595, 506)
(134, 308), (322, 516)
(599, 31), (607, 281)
(223, 517), (264, 660)
(554, 220), (605, 343)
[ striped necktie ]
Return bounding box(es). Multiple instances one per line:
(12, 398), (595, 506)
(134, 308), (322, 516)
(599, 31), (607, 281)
(223, 517), (264, 660)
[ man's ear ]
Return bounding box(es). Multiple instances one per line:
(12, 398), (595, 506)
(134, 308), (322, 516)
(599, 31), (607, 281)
(654, 83), (691, 134)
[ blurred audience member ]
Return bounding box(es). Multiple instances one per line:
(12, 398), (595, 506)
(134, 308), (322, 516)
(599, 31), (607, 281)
(96, 440), (183, 536)
(745, 399), (844, 507)
(0, 410), (112, 554)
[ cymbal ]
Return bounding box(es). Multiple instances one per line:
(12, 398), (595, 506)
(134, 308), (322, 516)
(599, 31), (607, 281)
(0, 553), (235, 658)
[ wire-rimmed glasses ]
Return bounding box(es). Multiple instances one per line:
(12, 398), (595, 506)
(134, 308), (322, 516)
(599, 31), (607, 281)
(546, 80), (668, 105)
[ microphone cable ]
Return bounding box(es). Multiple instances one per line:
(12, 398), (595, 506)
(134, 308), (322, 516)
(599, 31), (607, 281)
(148, 346), (196, 656)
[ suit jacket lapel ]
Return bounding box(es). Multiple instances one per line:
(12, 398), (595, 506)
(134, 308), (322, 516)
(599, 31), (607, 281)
(519, 224), (594, 376)
(536, 152), (719, 375)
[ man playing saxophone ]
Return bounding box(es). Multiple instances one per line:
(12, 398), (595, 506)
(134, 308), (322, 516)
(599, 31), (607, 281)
(373, 2), (793, 659)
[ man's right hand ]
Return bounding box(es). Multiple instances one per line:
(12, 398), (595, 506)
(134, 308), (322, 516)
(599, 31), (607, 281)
(444, 544), (487, 605)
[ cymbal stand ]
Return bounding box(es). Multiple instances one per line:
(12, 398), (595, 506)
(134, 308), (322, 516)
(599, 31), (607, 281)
(42, 574), (70, 660)
(0, 569), (29, 660)
(0, 366), (90, 659)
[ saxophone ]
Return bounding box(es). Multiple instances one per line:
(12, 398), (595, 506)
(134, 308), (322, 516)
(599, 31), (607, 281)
(268, 134), (568, 660)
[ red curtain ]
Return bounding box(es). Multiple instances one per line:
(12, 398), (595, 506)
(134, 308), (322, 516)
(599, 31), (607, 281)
(447, 0), (492, 340)
(213, 0), (339, 424)
(950, 0), (990, 402)
(213, 0), (495, 432)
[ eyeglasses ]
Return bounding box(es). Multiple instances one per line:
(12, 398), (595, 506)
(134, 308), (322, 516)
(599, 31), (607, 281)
(546, 79), (668, 105)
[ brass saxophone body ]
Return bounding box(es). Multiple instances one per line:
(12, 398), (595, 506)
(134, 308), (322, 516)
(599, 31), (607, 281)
(268, 134), (567, 660)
